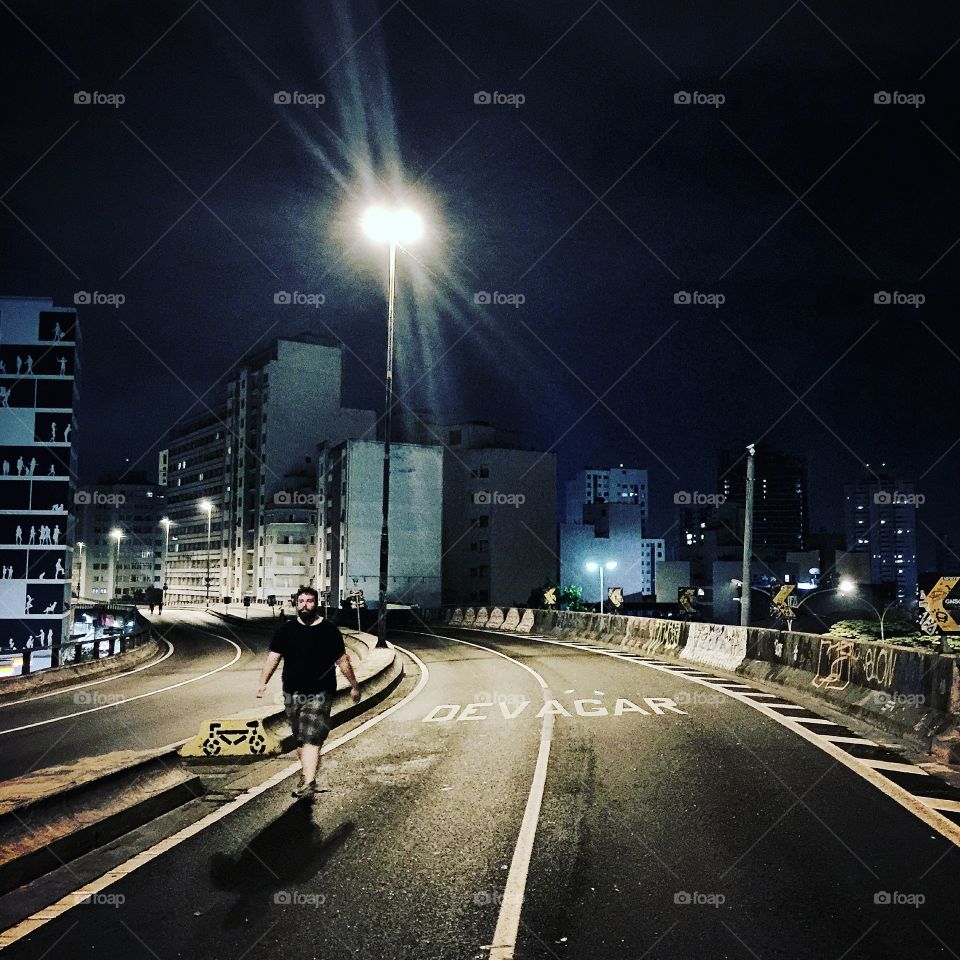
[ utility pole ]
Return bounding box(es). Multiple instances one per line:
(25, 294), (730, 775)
(740, 443), (756, 627)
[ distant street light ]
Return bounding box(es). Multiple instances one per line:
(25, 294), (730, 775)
(200, 500), (213, 604)
(833, 580), (898, 642)
(362, 204), (423, 648)
(109, 528), (123, 600)
(585, 560), (617, 614)
(160, 517), (173, 592)
(75, 540), (85, 598)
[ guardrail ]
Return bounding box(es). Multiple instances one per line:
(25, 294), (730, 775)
(15, 604), (153, 677)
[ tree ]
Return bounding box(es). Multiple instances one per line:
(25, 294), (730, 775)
(559, 583), (586, 612)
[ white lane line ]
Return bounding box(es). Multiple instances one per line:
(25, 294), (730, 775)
(861, 760), (930, 775)
(740, 693), (780, 699)
(823, 736), (878, 746)
(790, 718), (839, 726)
(0, 640), (176, 709)
(0, 642), (430, 949)
(399, 629), (552, 960)
(917, 797), (960, 813)
(0, 633), (243, 737)
(765, 704), (808, 711)
(502, 632), (960, 850)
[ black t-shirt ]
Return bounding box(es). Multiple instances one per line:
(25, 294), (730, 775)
(269, 618), (346, 695)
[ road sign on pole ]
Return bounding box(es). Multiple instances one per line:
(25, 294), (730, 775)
(919, 575), (960, 635)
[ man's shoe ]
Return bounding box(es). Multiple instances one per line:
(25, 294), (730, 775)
(291, 779), (318, 799)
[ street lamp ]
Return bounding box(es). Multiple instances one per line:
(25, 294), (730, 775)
(75, 541), (84, 598)
(585, 560), (617, 614)
(109, 528), (123, 601)
(199, 500), (213, 604)
(160, 517), (172, 598)
(363, 204), (423, 648)
(836, 579), (898, 642)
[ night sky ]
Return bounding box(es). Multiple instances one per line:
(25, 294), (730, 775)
(3, 1), (960, 564)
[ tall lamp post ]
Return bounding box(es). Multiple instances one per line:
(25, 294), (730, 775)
(585, 560), (617, 614)
(362, 205), (423, 648)
(740, 442), (756, 626)
(160, 517), (172, 585)
(109, 528), (123, 601)
(75, 540), (84, 599)
(200, 500), (213, 604)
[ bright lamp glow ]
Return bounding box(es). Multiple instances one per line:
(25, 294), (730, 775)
(363, 206), (423, 245)
(839, 578), (856, 594)
(200, 499), (213, 514)
(109, 528), (123, 542)
(585, 561), (599, 571)
(604, 560), (617, 570)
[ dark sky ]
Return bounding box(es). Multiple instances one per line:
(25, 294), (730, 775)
(3, 1), (960, 565)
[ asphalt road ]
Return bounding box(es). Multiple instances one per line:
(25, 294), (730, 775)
(0, 610), (275, 782)
(1, 625), (959, 959)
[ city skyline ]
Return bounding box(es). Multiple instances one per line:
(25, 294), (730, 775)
(2, 1), (959, 570)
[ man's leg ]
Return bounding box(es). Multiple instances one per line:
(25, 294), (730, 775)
(300, 744), (320, 783)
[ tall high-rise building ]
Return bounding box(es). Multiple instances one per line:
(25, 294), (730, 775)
(440, 422), (557, 607)
(843, 465), (919, 604)
(319, 439), (443, 609)
(718, 445), (808, 560)
(74, 474), (165, 600)
(565, 466), (648, 524)
(163, 336), (374, 604)
(0, 297), (78, 659)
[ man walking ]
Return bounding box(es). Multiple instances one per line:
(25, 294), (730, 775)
(257, 586), (361, 798)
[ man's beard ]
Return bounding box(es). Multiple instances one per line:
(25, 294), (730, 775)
(299, 607), (319, 624)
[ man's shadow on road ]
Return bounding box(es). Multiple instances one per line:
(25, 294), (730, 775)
(210, 799), (355, 928)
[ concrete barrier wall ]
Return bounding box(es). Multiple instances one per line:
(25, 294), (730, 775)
(444, 606), (959, 764)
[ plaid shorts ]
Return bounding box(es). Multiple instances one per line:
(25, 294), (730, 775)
(283, 691), (333, 746)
